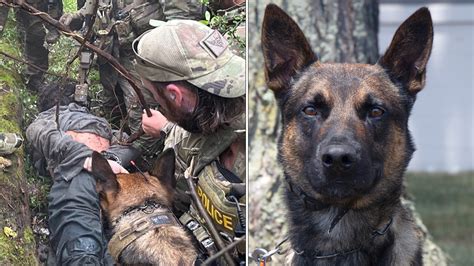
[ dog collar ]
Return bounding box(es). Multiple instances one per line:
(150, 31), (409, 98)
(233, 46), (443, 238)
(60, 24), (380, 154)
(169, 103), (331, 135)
(285, 176), (331, 211)
(285, 177), (370, 233)
(293, 216), (394, 260)
(108, 200), (181, 262)
(111, 200), (165, 225)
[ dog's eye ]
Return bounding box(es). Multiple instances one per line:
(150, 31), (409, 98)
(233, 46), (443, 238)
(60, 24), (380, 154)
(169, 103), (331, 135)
(368, 107), (385, 118)
(303, 106), (319, 116)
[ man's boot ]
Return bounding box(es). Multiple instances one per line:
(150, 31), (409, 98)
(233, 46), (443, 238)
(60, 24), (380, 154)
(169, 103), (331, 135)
(26, 74), (45, 92)
(45, 26), (60, 44)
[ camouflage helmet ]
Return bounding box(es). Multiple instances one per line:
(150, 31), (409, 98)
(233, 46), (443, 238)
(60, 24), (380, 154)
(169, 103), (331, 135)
(132, 20), (245, 98)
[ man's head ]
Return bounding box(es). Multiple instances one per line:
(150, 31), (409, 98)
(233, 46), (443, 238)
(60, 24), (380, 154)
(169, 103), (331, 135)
(133, 20), (245, 134)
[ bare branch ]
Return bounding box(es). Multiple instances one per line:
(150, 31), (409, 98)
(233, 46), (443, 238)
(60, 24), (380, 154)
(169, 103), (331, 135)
(1, 0), (152, 117)
(0, 51), (76, 81)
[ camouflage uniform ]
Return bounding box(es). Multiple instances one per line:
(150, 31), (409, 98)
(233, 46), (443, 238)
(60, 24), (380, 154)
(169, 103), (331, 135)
(66, 0), (204, 156)
(0, 4), (8, 34)
(15, 0), (49, 91)
(44, 0), (63, 44)
(133, 20), (246, 262)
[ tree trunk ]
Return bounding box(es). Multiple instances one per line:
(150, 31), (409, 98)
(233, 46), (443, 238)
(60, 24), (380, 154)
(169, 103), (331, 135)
(0, 84), (38, 265)
(248, 1), (447, 265)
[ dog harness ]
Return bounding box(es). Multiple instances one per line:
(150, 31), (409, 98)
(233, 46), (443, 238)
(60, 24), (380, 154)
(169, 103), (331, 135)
(108, 200), (181, 262)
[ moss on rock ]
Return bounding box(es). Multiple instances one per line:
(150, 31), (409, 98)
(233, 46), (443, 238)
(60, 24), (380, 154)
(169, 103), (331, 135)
(0, 86), (37, 264)
(0, 91), (21, 133)
(0, 225), (37, 265)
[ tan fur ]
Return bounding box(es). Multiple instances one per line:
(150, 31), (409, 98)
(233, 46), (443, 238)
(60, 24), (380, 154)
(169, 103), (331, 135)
(91, 151), (198, 265)
(261, 4), (433, 265)
(101, 173), (174, 219)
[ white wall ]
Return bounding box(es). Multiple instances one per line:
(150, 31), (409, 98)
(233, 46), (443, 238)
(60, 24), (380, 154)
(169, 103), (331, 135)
(379, 3), (474, 172)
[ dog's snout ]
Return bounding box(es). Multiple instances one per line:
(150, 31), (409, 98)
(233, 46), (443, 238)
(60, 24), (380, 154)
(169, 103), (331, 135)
(321, 145), (358, 171)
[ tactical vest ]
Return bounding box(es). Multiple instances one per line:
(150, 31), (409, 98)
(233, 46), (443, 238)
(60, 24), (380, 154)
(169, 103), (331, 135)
(163, 121), (246, 261)
(113, 0), (164, 46)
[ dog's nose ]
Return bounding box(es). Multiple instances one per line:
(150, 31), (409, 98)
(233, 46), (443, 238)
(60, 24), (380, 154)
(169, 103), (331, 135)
(321, 145), (358, 171)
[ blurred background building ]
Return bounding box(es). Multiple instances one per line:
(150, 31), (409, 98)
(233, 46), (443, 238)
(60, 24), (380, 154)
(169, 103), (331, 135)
(380, 0), (474, 172)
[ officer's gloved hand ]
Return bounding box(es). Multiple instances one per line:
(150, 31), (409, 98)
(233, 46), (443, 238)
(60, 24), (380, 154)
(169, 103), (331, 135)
(104, 144), (142, 170)
(59, 12), (84, 31)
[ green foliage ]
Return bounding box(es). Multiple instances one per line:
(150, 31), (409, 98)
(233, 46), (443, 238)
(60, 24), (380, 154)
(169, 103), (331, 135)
(0, 228), (37, 265)
(0, 11), (22, 88)
(209, 11), (245, 56)
(18, 88), (38, 128)
(0, 11), (21, 55)
(48, 36), (79, 81)
(200, 2), (246, 57)
(0, 8), (39, 128)
(406, 172), (474, 266)
(0, 93), (21, 133)
(63, 0), (77, 13)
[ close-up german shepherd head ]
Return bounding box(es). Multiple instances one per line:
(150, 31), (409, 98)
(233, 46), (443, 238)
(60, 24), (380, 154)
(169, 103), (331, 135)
(262, 3), (433, 265)
(91, 149), (198, 265)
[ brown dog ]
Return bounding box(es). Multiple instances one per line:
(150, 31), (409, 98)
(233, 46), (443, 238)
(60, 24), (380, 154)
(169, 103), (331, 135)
(91, 149), (198, 265)
(261, 4), (433, 265)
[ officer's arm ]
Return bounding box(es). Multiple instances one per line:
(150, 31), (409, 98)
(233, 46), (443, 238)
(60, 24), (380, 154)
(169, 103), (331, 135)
(142, 109), (174, 138)
(77, 0), (97, 17)
(59, 0), (97, 30)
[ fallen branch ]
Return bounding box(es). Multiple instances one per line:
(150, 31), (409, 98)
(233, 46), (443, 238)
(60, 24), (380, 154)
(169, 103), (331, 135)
(0, 51), (76, 81)
(202, 237), (244, 265)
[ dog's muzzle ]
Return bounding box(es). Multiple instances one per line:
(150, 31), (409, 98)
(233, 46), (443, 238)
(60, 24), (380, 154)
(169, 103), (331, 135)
(320, 144), (360, 173)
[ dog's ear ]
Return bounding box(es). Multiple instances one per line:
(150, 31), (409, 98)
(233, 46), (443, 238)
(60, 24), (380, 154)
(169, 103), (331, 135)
(91, 151), (119, 194)
(379, 7), (433, 95)
(149, 149), (176, 189)
(261, 4), (318, 99)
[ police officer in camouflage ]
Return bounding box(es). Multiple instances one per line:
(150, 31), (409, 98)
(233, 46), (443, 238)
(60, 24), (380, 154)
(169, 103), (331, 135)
(60, 0), (204, 157)
(133, 20), (246, 263)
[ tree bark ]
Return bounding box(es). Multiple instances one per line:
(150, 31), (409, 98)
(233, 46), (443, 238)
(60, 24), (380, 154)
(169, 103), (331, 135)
(0, 84), (38, 265)
(248, 1), (447, 265)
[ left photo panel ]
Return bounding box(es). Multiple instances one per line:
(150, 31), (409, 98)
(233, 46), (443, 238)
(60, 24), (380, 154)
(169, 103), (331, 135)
(0, 0), (246, 265)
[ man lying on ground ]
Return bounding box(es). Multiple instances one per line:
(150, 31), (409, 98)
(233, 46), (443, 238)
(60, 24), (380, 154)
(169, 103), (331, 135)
(27, 83), (140, 265)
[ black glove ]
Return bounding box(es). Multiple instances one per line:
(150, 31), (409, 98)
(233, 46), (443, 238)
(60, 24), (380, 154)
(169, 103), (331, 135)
(103, 145), (142, 169)
(59, 12), (84, 31)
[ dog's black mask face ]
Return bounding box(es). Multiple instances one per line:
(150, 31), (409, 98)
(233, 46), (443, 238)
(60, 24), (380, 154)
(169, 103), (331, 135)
(261, 4), (433, 205)
(283, 65), (398, 200)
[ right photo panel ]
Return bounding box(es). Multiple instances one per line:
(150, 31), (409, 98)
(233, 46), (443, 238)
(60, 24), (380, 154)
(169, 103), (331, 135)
(248, 0), (473, 265)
